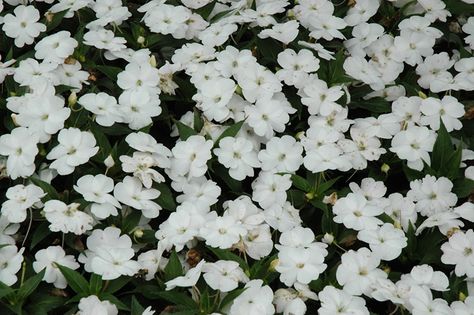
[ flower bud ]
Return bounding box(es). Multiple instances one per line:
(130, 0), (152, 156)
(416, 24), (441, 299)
(68, 91), (77, 107)
(137, 36), (145, 45)
(323, 192), (338, 205)
(418, 91), (428, 99)
(295, 131), (305, 140)
(104, 154), (115, 169)
(459, 291), (467, 302)
(134, 229), (144, 238)
(381, 163), (390, 174)
(269, 258), (280, 272)
(45, 12), (54, 23)
(322, 233), (334, 244)
(149, 55), (157, 67)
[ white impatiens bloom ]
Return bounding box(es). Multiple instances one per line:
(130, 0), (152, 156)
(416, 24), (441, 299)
(318, 285), (370, 315)
(258, 135), (303, 173)
(33, 246), (80, 289)
(46, 128), (99, 175)
(357, 223), (407, 261)
(407, 175), (457, 216)
(2, 5), (46, 48)
(34, 31), (78, 64)
(420, 96), (465, 131)
(1, 184), (45, 223)
(170, 135), (213, 179)
(202, 260), (249, 292)
(252, 172), (292, 209)
(0, 245), (24, 286)
(336, 247), (387, 295)
(441, 229), (474, 277)
(214, 137), (260, 180)
(275, 227), (328, 286)
(228, 279), (275, 315)
(390, 125), (436, 171)
(400, 264), (449, 292)
(74, 174), (121, 219)
(79, 227), (141, 280)
(276, 48), (320, 87)
(0, 127), (40, 179)
(332, 193), (383, 231)
(43, 200), (93, 235)
(77, 295), (118, 315)
(113, 176), (161, 218)
(78, 92), (123, 127)
(165, 259), (206, 291)
(200, 214), (247, 249)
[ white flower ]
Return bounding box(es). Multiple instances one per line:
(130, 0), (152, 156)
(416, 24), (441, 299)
(357, 223), (407, 261)
(34, 31), (78, 64)
(74, 174), (121, 219)
(202, 260), (248, 292)
(2, 5), (46, 48)
(258, 135), (303, 173)
(390, 126), (436, 171)
(200, 214), (247, 249)
(333, 193), (383, 231)
(118, 90), (161, 130)
(336, 247), (387, 295)
(420, 96), (465, 131)
(0, 245), (24, 286)
(407, 175), (457, 216)
(228, 279), (275, 315)
(252, 172), (292, 209)
(441, 229), (474, 277)
(46, 128), (99, 176)
(165, 259), (205, 291)
(401, 264), (449, 292)
(0, 127), (39, 179)
(77, 295), (118, 315)
(78, 93), (123, 127)
(113, 176), (161, 218)
(409, 286), (451, 315)
(170, 135), (213, 179)
(1, 184), (45, 223)
(32, 246), (80, 289)
(43, 200), (93, 235)
(258, 20), (299, 44)
(318, 286), (370, 315)
(214, 137), (260, 180)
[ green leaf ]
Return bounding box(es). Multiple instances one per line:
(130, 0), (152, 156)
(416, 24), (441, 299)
(210, 9), (236, 23)
(164, 250), (183, 281)
(208, 247), (248, 271)
(155, 183), (177, 211)
(103, 277), (131, 294)
(57, 264), (90, 294)
(290, 174), (312, 192)
(89, 273), (102, 295)
(218, 288), (246, 310)
(453, 178), (474, 198)
(27, 294), (66, 315)
(16, 269), (46, 302)
(193, 108), (204, 133)
(122, 210), (142, 234)
(29, 177), (60, 201)
(45, 10), (69, 32)
(96, 65), (123, 81)
(350, 97), (390, 113)
(146, 291), (197, 309)
(317, 176), (341, 194)
(131, 296), (145, 315)
(101, 294), (130, 311)
(0, 281), (15, 299)
(30, 222), (51, 250)
(196, 0), (216, 19)
(175, 120), (197, 141)
(90, 124), (112, 160)
(431, 121), (453, 172)
(214, 120), (245, 147)
(442, 143), (462, 180)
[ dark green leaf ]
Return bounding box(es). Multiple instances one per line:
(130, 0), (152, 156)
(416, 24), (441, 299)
(101, 294), (130, 311)
(164, 250), (183, 281)
(214, 120), (245, 147)
(16, 269), (46, 302)
(45, 10), (69, 32)
(96, 65), (123, 81)
(218, 288), (246, 310)
(208, 247), (248, 271)
(103, 277), (131, 294)
(122, 210), (142, 234)
(0, 281), (15, 299)
(89, 273), (102, 295)
(442, 143), (462, 180)
(146, 291), (197, 309)
(131, 296), (145, 315)
(317, 176), (341, 194)
(155, 183), (177, 211)
(175, 120), (197, 141)
(57, 264), (90, 294)
(290, 174), (312, 192)
(30, 222), (51, 250)
(431, 121), (453, 172)
(29, 177), (60, 201)
(453, 178), (474, 198)
(193, 108), (204, 133)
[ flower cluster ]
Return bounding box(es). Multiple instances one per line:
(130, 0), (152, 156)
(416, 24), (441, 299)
(0, 0), (474, 314)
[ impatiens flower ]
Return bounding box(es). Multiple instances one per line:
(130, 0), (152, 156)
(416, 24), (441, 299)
(43, 200), (93, 235)
(2, 5), (46, 47)
(34, 31), (78, 64)
(441, 229), (474, 277)
(78, 92), (123, 127)
(228, 280), (275, 315)
(113, 176), (161, 218)
(0, 245), (24, 286)
(214, 137), (260, 180)
(257, 135), (303, 173)
(77, 295), (118, 315)
(46, 128), (99, 175)
(357, 223), (407, 261)
(390, 126), (436, 171)
(419, 96), (465, 132)
(0, 127), (40, 179)
(401, 264), (449, 292)
(165, 259), (206, 291)
(170, 135), (213, 179)
(200, 214), (247, 249)
(33, 246), (80, 289)
(202, 260), (249, 292)
(318, 285), (370, 315)
(332, 193), (383, 231)
(1, 184), (45, 223)
(252, 172), (292, 209)
(336, 247), (387, 295)
(74, 174), (121, 219)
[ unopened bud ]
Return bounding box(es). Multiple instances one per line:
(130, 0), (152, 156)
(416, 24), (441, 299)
(235, 85), (242, 96)
(459, 292), (467, 302)
(11, 113), (18, 126)
(381, 163), (390, 174)
(104, 154), (115, 169)
(295, 131), (305, 140)
(323, 192), (338, 205)
(149, 55), (157, 67)
(45, 12), (54, 23)
(134, 229), (144, 238)
(68, 91), (77, 106)
(322, 233), (334, 244)
(305, 191), (315, 200)
(269, 258), (279, 272)
(418, 91), (428, 99)
(137, 36), (145, 45)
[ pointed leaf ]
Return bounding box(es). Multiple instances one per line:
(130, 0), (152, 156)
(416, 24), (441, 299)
(57, 264), (89, 294)
(16, 269), (46, 302)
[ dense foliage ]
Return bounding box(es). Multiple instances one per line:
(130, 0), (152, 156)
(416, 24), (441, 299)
(1, 0), (474, 314)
